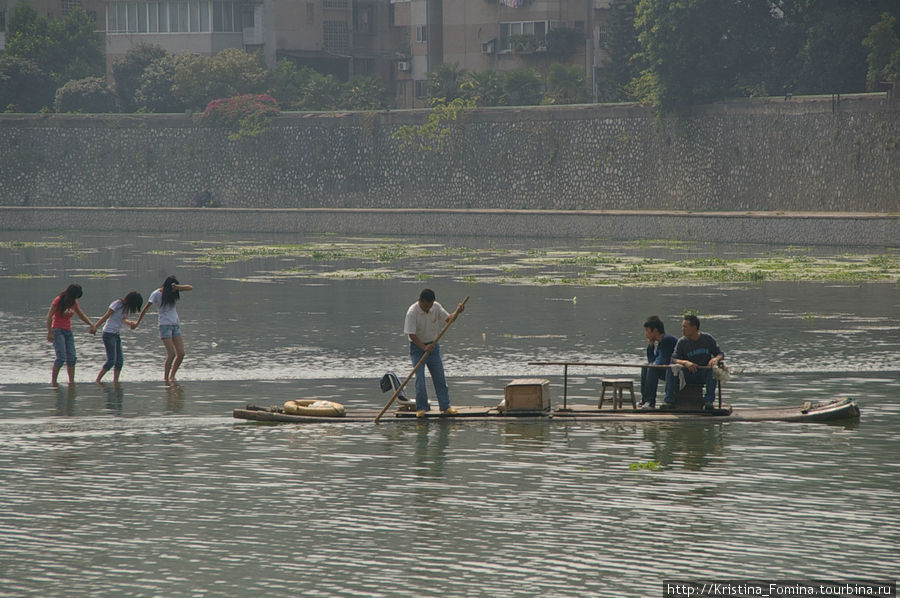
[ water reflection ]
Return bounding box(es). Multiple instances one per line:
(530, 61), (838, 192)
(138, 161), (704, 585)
(165, 383), (185, 413)
(413, 422), (450, 478)
(53, 384), (77, 416)
(98, 382), (124, 414)
(642, 423), (726, 471)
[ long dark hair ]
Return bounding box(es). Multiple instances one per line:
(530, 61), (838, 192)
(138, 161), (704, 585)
(56, 283), (83, 315)
(123, 291), (143, 314)
(160, 276), (180, 308)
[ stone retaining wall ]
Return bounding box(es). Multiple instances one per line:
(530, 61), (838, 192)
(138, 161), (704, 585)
(1, 94), (897, 215)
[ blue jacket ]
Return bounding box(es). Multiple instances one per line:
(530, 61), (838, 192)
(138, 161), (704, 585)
(647, 333), (677, 366)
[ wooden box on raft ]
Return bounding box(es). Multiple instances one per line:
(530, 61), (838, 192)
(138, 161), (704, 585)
(504, 379), (552, 412)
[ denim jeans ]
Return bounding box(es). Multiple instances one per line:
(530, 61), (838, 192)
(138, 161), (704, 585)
(53, 328), (76, 368)
(102, 332), (123, 371)
(409, 342), (450, 411)
(640, 366), (666, 406)
(664, 366), (717, 405)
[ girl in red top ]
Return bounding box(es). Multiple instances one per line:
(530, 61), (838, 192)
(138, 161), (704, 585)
(46, 283), (94, 386)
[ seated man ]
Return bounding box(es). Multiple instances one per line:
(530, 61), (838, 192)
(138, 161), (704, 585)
(639, 316), (677, 409)
(661, 314), (725, 410)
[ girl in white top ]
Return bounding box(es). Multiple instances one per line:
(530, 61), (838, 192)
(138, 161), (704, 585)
(90, 291), (143, 384)
(133, 276), (193, 384)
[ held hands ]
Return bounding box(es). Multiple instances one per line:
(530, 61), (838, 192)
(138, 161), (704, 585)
(47, 331), (53, 343)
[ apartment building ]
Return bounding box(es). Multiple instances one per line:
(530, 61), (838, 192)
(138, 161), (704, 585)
(396, 0), (613, 107)
(1, 0), (614, 107)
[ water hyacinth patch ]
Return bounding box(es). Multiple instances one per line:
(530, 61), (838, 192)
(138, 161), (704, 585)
(197, 94), (281, 141)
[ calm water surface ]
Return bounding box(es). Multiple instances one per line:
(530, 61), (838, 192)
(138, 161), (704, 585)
(0, 232), (897, 597)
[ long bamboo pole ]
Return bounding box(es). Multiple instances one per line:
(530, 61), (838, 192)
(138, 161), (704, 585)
(374, 296), (470, 423)
(528, 361), (717, 369)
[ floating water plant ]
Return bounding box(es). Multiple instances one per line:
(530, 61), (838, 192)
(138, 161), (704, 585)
(629, 461), (661, 471)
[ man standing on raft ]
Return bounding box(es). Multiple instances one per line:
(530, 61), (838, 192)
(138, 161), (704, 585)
(404, 289), (465, 418)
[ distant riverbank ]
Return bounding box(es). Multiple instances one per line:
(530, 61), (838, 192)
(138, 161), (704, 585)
(1, 206), (896, 247)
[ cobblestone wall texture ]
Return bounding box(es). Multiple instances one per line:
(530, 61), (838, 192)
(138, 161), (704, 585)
(1, 95), (897, 212)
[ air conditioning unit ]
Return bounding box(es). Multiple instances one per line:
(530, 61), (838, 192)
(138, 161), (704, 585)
(481, 39), (496, 55)
(397, 61), (410, 72)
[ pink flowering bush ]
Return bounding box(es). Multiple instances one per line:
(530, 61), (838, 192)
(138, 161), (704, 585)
(197, 94), (280, 141)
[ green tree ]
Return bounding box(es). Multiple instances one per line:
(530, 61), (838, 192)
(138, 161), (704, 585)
(4, 3), (54, 67)
(267, 59), (320, 106)
(631, 0), (775, 112)
(502, 68), (543, 106)
(543, 63), (587, 104)
(601, 0), (640, 102)
(0, 55), (55, 112)
(428, 62), (467, 103)
(4, 3), (102, 85)
(862, 13), (900, 91)
(461, 70), (503, 107)
(134, 53), (193, 113)
(52, 7), (104, 82)
(172, 48), (267, 111)
(112, 44), (167, 112)
(295, 73), (343, 111)
(54, 77), (118, 113)
(341, 75), (386, 110)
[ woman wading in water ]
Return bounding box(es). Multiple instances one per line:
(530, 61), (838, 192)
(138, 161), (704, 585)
(91, 291), (143, 384)
(133, 276), (193, 383)
(46, 283), (94, 386)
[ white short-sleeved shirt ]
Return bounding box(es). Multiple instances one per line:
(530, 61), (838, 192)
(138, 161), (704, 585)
(404, 301), (450, 342)
(148, 288), (179, 326)
(103, 299), (126, 334)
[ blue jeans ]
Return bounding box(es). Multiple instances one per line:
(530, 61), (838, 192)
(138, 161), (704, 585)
(102, 332), (123, 371)
(159, 323), (182, 339)
(409, 342), (450, 411)
(664, 367), (717, 405)
(640, 366), (666, 406)
(53, 328), (76, 368)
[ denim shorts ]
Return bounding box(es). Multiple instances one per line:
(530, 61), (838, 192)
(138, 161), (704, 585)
(159, 323), (182, 339)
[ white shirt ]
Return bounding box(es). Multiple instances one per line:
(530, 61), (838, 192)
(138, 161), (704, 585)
(148, 288), (179, 326)
(103, 299), (126, 334)
(404, 301), (449, 342)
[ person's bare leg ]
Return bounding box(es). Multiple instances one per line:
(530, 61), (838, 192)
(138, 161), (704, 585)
(66, 365), (76, 385)
(169, 336), (186, 382)
(162, 338), (177, 383)
(51, 365), (60, 386)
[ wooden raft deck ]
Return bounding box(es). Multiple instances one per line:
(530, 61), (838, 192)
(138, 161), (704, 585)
(233, 397), (859, 425)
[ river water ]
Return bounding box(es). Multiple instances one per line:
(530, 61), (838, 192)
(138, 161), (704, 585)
(0, 232), (897, 597)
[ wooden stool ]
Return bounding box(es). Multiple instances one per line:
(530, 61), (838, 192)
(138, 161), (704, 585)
(598, 379), (637, 410)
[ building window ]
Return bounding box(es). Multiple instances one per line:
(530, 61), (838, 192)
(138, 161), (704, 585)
(323, 20), (349, 52)
(107, 1), (240, 34)
(499, 20), (558, 52)
(306, 2), (314, 23)
(415, 80), (428, 98)
(415, 24), (427, 43)
(323, 0), (348, 9)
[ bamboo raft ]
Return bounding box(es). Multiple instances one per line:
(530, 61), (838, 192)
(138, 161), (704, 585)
(232, 397), (859, 424)
(233, 370), (860, 426)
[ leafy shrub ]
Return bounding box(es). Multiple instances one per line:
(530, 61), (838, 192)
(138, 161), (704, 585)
(197, 94), (281, 141)
(0, 55), (55, 112)
(112, 44), (167, 111)
(53, 77), (118, 113)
